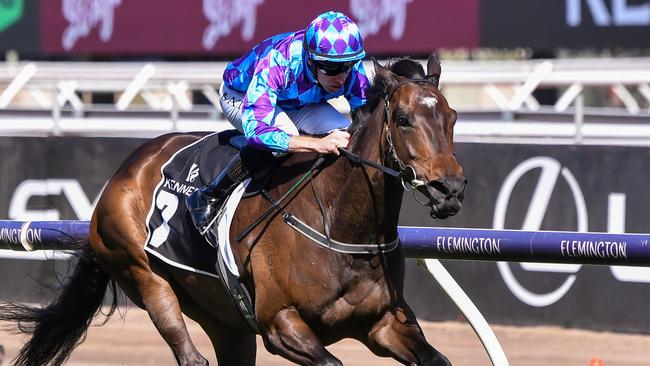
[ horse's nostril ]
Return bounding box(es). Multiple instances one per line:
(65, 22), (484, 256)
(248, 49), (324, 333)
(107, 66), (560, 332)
(428, 177), (466, 198)
(428, 180), (448, 195)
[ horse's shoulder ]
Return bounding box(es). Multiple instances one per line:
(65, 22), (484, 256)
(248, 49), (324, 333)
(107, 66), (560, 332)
(155, 131), (210, 147)
(135, 132), (208, 156)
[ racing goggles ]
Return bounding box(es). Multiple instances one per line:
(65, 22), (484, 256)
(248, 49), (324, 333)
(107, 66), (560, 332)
(315, 60), (356, 76)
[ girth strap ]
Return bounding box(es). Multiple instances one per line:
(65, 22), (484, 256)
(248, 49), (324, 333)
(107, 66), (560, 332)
(283, 213), (400, 255)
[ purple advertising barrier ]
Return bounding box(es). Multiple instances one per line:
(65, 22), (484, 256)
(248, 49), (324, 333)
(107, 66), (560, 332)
(399, 226), (650, 266)
(0, 220), (89, 251)
(3, 221), (650, 266)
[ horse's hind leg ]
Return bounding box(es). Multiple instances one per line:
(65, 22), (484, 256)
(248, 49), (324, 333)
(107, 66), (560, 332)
(364, 305), (451, 366)
(131, 266), (209, 365)
(91, 214), (208, 365)
(263, 307), (342, 366)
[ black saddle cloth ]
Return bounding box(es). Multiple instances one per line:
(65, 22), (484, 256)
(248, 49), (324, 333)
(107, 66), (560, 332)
(143, 130), (243, 278)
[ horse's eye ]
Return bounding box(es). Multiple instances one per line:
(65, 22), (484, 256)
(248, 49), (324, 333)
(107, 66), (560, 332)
(396, 116), (410, 127)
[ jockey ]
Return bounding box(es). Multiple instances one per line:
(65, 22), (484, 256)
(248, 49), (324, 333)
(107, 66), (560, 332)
(186, 11), (369, 234)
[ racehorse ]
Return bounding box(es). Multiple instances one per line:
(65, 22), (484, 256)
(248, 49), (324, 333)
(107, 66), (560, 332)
(0, 56), (465, 366)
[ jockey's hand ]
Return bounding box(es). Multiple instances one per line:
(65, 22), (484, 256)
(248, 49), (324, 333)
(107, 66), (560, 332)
(287, 130), (350, 155)
(316, 130), (350, 155)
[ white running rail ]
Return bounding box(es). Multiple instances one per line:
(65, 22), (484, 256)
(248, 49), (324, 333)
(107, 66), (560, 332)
(1, 58), (650, 144)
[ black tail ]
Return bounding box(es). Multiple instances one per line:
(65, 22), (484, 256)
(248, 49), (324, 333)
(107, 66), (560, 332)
(0, 244), (118, 366)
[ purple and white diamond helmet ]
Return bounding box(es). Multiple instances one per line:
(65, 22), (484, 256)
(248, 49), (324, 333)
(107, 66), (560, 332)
(304, 11), (365, 63)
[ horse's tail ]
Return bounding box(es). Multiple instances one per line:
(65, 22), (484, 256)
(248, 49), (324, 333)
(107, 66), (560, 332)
(0, 243), (118, 366)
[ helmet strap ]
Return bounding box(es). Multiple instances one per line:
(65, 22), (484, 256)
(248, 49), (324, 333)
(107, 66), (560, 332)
(305, 58), (322, 87)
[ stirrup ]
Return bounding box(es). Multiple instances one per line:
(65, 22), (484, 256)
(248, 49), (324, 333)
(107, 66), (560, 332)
(199, 206), (225, 236)
(187, 190), (222, 235)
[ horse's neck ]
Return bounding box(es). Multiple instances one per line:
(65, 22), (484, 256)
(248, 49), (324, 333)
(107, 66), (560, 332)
(324, 108), (403, 244)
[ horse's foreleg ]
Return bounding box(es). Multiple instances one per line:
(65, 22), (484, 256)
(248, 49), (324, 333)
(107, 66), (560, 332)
(199, 318), (256, 366)
(131, 266), (209, 366)
(263, 307), (342, 366)
(365, 306), (451, 366)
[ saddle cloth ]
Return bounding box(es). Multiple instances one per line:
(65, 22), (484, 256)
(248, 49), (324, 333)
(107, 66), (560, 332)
(143, 130), (246, 278)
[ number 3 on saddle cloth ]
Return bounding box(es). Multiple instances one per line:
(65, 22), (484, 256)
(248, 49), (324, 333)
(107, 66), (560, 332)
(143, 130), (267, 280)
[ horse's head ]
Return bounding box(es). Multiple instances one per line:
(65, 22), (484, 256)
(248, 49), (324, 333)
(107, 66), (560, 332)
(373, 57), (466, 219)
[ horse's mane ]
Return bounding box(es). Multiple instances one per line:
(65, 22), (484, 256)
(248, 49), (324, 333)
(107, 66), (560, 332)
(349, 58), (427, 135)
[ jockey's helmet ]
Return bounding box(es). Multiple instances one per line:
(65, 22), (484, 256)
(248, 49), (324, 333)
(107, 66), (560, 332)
(303, 11), (365, 64)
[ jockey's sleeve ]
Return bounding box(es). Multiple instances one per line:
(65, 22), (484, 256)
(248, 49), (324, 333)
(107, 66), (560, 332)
(345, 61), (370, 111)
(240, 53), (292, 152)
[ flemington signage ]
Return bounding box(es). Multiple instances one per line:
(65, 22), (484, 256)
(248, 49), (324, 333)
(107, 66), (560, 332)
(1, 137), (650, 332)
(560, 238), (628, 259)
(431, 231), (631, 261)
(435, 235), (502, 256)
(0, 227), (42, 247)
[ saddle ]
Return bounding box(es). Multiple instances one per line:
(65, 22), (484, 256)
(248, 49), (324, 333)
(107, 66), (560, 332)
(144, 130), (245, 274)
(143, 130), (267, 331)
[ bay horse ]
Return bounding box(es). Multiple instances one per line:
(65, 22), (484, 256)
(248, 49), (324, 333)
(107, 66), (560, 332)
(0, 56), (465, 366)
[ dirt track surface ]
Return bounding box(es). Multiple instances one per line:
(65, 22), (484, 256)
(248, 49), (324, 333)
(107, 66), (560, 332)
(2, 307), (649, 366)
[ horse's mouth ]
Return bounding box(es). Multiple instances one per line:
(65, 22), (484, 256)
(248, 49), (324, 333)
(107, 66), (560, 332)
(428, 201), (460, 219)
(418, 177), (466, 219)
(429, 204), (441, 219)
(423, 187), (463, 219)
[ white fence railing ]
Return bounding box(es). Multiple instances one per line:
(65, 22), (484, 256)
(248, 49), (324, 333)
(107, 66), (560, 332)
(1, 58), (650, 143)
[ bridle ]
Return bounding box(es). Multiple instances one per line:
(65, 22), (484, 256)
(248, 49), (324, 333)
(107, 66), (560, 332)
(383, 78), (440, 191)
(340, 78), (441, 199)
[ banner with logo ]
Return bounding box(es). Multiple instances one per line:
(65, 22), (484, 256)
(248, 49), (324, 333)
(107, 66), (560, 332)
(0, 137), (143, 303)
(401, 143), (650, 333)
(38, 0), (478, 56)
(3, 1), (649, 57)
(480, 0), (650, 49)
(1, 137), (650, 332)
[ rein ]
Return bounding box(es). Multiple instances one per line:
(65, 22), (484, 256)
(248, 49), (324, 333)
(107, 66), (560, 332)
(235, 156), (327, 242)
(337, 147), (399, 177)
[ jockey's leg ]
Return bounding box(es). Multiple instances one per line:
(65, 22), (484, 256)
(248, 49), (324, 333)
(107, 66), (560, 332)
(364, 304), (451, 366)
(284, 101), (350, 135)
(186, 146), (276, 234)
(187, 83), (296, 234)
(186, 153), (250, 234)
(263, 307), (342, 366)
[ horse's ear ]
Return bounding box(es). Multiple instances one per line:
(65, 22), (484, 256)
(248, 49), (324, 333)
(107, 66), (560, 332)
(372, 58), (397, 88)
(426, 53), (442, 88)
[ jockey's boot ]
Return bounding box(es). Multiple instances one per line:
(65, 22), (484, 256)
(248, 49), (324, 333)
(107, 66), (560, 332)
(186, 154), (249, 235)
